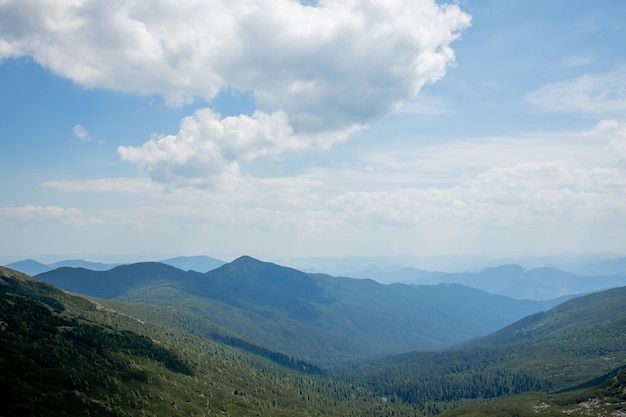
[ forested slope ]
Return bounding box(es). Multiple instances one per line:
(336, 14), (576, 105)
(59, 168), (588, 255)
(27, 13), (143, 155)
(438, 366), (626, 417)
(353, 286), (626, 414)
(36, 256), (560, 367)
(3, 265), (625, 416)
(0, 266), (418, 416)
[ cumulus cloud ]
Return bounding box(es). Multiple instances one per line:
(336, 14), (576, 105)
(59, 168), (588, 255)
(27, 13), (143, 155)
(0, 0), (470, 185)
(117, 108), (360, 186)
(0, 0), (469, 115)
(526, 67), (626, 116)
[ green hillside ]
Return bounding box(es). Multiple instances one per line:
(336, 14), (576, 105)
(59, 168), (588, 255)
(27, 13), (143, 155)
(0, 266), (418, 416)
(3, 264), (626, 416)
(354, 285), (626, 414)
(438, 366), (626, 417)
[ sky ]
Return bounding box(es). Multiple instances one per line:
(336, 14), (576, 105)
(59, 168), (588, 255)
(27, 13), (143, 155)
(1, 0), (625, 264)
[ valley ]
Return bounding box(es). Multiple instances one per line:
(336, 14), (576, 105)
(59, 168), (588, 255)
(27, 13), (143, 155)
(1, 256), (625, 416)
(34, 256), (563, 366)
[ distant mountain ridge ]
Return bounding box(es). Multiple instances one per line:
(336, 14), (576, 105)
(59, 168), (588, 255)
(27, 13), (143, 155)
(351, 263), (626, 300)
(3, 259), (52, 276)
(36, 255), (562, 366)
(4, 255), (225, 276)
(8, 254), (625, 300)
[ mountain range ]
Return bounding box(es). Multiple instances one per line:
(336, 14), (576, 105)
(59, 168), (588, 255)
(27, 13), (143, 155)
(2, 261), (625, 416)
(35, 256), (561, 366)
(4, 255), (226, 276)
(351, 263), (626, 300)
(8, 254), (626, 301)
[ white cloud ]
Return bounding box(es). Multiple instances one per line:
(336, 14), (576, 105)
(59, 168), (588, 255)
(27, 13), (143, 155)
(41, 176), (162, 195)
(579, 119), (626, 160)
(117, 108), (360, 186)
(27, 118), (626, 257)
(329, 159), (626, 227)
(0, 0), (469, 115)
(526, 67), (626, 116)
(72, 124), (91, 141)
(604, 123), (626, 160)
(53, 120), (626, 230)
(1, 0), (470, 185)
(0, 204), (100, 225)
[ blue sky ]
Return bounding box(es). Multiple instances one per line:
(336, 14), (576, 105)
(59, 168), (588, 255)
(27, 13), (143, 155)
(1, 0), (625, 263)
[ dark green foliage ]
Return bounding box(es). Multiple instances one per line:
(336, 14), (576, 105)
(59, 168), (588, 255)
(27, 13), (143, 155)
(0, 266), (422, 417)
(103, 296), (326, 374)
(0, 267), (192, 416)
(437, 367), (626, 416)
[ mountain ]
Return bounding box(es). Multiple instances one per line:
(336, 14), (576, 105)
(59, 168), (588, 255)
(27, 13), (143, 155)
(572, 256), (626, 276)
(5, 263), (625, 416)
(4, 258), (119, 276)
(5, 256), (225, 277)
(356, 285), (626, 412)
(4, 258), (51, 275)
(351, 265), (445, 284)
(160, 255), (226, 272)
(36, 256), (561, 367)
(0, 265), (420, 416)
(353, 263), (626, 300)
(38, 262), (198, 299)
(49, 259), (120, 271)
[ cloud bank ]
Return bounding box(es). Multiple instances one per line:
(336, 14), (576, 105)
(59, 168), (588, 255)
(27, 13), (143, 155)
(0, 0), (470, 185)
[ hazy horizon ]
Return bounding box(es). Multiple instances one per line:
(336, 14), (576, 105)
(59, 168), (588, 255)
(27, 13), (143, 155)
(3, 251), (624, 277)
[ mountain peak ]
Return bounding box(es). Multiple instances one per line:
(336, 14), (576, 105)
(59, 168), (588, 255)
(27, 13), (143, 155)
(3, 259), (51, 276)
(208, 256), (330, 320)
(222, 256), (283, 273)
(231, 255), (262, 264)
(217, 256), (306, 280)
